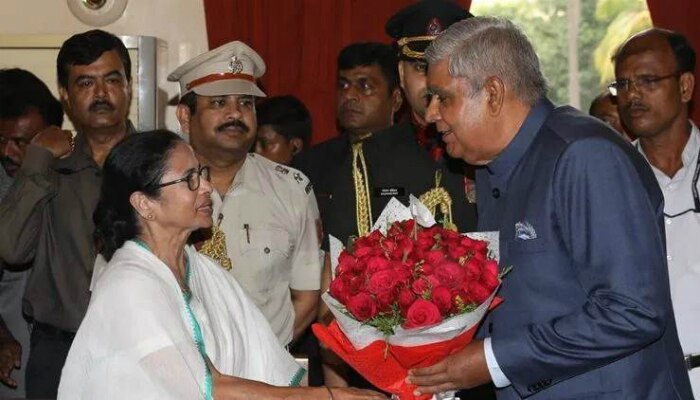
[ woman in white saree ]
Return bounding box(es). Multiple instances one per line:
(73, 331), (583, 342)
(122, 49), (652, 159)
(58, 131), (385, 400)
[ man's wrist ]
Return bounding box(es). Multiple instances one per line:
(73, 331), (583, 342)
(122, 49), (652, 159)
(483, 337), (512, 388)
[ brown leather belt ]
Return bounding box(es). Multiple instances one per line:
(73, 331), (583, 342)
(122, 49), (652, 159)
(685, 354), (700, 371)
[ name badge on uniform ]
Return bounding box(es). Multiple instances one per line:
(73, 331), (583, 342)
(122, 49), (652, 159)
(374, 187), (406, 197)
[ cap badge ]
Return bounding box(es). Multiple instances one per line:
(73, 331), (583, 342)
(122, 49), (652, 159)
(426, 17), (443, 35)
(228, 56), (244, 74)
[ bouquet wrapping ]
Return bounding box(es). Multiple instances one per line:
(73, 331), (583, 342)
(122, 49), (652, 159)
(313, 197), (502, 400)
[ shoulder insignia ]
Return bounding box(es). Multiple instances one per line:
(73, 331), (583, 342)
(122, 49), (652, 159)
(275, 165), (290, 175)
(293, 171), (304, 184)
(305, 182), (313, 194)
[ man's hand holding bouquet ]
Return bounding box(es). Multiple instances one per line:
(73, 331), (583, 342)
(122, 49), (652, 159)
(313, 197), (505, 400)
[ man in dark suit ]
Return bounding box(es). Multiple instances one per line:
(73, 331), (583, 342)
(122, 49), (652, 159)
(407, 16), (693, 399)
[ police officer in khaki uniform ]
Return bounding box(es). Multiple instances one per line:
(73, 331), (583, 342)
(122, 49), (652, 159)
(168, 41), (322, 348)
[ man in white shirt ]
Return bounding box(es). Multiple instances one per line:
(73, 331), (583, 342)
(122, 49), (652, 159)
(168, 41), (322, 347)
(612, 27), (700, 395)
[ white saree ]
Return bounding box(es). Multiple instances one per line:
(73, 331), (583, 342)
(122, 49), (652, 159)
(58, 241), (303, 399)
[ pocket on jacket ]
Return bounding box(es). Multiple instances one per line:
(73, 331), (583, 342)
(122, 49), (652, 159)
(507, 237), (547, 254)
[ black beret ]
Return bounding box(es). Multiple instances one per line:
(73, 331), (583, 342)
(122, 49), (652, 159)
(385, 0), (473, 61)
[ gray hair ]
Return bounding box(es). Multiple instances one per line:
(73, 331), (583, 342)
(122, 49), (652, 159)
(425, 17), (547, 105)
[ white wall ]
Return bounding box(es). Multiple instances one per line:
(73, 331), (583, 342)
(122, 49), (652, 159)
(0, 0), (209, 131)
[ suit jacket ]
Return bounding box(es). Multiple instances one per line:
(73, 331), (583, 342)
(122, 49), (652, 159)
(476, 99), (693, 399)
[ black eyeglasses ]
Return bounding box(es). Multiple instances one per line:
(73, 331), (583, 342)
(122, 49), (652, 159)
(608, 73), (680, 96)
(157, 165), (210, 191)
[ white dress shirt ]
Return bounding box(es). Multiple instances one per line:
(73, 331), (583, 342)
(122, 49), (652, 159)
(636, 122), (700, 396)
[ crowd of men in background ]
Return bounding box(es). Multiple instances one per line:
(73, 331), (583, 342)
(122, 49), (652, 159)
(0, 0), (698, 399)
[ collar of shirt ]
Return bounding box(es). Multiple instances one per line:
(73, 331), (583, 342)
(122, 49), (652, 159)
(635, 121), (700, 187)
(53, 120), (137, 173)
(485, 98), (555, 189)
(228, 154), (265, 196)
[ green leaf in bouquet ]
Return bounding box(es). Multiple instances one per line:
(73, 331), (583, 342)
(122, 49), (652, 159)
(366, 305), (404, 338)
(454, 295), (478, 314)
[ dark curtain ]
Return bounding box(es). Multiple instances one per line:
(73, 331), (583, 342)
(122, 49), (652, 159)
(203, 0), (472, 144)
(646, 0), (700, 123)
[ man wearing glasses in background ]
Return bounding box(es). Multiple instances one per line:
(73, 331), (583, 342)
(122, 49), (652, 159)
(0, 68), (64, 398)
(612, 28), (700, 395)
(0, 30), (134, 398)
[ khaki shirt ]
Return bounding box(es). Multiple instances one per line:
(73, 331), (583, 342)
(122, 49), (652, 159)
(211, 154), (321, 346)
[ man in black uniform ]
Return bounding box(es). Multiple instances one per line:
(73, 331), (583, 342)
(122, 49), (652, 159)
(296, 42), (476, 251)
(294, 41), (478, 388)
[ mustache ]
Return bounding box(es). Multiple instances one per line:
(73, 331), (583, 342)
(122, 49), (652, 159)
(89, 100), (115, 112)
(216, 119), (249, 133)
(0, 156), (18, 168)
(623, 101), (649, 113)
(340, 103), (362, 113)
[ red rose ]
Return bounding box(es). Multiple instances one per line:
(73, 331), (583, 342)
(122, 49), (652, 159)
(416, 235), (435, 251)
(366, 230), (383, 243)
(351, 259), (367, 274)
(412, 277), (430, 296)
(459, 236), (476, 248)
(447, 245), (467, 260)
(421, 262), (435, 275)
(427, 274), (441, 289)
(397, 236), (414, 255)
(403, 299), (443, 328)
(484, 259), (498, 277)
(468, 281), (492, 304)
(464, 258), (482, 280)
(375, 290), (396, 312)
(441, 229), (460, 241)
(354, 245), (373, 258)
(472, 249), (487, 261)
(346, 292), (378, 321)
(367, 269), (398, 296)
(338, 251), (356, 268)
(345, 274), (365, 294)
(434, 261), (465, 289)
(431, 286), (453, 314)
(381, 238), (398, 254)
(392, 264), (413, 284)
(402, 219), (416, 234)
(481, 260), (500, 291)
(398, 288), (416, 312)
(366, 256), (392, 275)
(425, 249), (445, 265)
(474, 240), (488, 252)
(329, 278), (350, 304)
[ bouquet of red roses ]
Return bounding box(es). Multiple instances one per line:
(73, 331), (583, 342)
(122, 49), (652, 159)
(313, 200), (502, 400)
